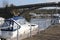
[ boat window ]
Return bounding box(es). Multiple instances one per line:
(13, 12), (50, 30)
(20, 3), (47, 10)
(1, 20), (20, 31)
(1, 24), (20, 31)
(13, 23), (20, 31)
(0, 20), (12, 27)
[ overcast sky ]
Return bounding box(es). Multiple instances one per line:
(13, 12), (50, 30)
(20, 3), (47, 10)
(0, 0), (60, 7)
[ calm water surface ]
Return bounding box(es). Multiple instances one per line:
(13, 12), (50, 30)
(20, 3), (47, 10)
(30, 18), (59, 30)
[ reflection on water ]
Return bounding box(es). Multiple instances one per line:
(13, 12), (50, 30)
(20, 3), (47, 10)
(30, 18), (59, 30)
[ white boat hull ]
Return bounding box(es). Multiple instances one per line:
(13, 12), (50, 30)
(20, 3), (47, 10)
(0, 24), (38, 40)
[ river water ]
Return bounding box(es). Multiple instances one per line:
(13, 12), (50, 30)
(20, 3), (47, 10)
(30, 18), (59, 30)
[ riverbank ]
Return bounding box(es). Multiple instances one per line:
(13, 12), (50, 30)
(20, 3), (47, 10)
(23, 24), (60, 40)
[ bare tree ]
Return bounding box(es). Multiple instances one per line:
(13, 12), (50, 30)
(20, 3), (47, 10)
(3, 0), (8, 7)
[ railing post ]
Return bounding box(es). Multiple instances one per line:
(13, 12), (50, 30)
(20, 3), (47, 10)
(17, 26), (19, 40)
